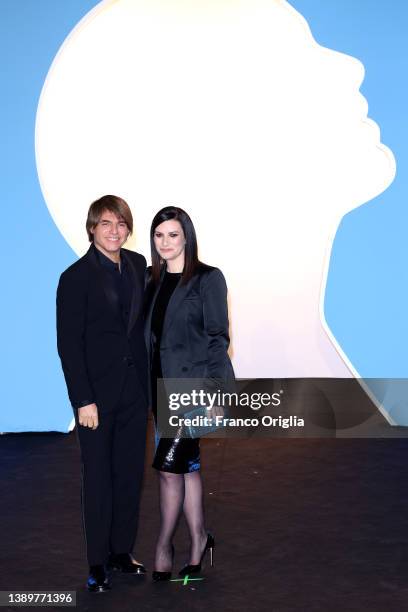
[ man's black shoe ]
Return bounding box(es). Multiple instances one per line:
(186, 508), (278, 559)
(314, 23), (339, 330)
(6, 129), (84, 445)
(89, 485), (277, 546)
(87, 565), (111, 592)
(108, 553), (146, 574)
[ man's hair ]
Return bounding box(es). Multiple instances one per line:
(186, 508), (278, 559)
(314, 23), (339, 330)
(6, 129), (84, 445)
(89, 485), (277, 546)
(86, 195), (133, 242)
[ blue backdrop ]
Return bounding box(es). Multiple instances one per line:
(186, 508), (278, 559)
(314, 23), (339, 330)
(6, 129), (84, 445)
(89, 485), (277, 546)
(1, 0), (407, 432)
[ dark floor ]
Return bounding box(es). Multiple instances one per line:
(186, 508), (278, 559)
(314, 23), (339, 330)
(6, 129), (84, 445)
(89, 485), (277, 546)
(1, 417), (408, 611)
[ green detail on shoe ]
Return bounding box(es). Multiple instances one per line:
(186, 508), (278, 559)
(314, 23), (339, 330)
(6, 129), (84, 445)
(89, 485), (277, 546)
(170, 576), (204, 585)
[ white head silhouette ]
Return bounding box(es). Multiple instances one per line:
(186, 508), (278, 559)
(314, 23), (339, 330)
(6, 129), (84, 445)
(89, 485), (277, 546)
(36, 0), (395, 379)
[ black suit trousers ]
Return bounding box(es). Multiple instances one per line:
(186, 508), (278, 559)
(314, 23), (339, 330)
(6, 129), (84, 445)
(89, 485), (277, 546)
(75, 367), (148, 566)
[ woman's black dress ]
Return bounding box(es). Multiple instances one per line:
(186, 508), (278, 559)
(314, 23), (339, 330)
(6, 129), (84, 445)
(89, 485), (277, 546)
(150, 271), (200, 474)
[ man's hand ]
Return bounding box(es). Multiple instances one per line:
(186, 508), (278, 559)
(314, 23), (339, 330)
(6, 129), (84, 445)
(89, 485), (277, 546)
(78, 403), (99, 430)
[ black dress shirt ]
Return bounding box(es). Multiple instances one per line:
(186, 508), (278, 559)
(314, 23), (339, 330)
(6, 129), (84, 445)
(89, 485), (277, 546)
(96, 248), (132, 327)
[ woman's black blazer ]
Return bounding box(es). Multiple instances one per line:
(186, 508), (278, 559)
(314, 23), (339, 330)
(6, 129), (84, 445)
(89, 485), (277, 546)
(144, 263), (235, 388)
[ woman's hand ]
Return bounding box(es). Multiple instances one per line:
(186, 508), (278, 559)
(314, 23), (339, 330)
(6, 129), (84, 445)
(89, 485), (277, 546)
(206, 405), (224, 421)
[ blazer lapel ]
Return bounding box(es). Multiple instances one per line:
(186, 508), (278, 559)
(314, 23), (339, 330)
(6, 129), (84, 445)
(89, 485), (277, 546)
(144, 266), (166, 350)
(162, 273), (196, 338)
(122, 250), (143, 336)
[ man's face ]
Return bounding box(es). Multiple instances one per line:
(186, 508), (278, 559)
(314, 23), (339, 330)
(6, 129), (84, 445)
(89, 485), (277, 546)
(91, 209), (129, 258)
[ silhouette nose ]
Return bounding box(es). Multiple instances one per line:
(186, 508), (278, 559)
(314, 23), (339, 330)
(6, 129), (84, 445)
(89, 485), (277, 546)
(324, 48), (365, 90)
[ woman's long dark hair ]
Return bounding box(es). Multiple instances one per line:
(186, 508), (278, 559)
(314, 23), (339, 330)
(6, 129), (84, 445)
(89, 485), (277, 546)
(150, 206), (200, 285)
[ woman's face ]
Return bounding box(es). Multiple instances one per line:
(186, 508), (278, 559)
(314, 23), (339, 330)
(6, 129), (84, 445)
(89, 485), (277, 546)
(153, 219), (186, 265)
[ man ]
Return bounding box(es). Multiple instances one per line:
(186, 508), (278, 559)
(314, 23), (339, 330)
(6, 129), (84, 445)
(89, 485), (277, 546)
(57, 195), (148, 592)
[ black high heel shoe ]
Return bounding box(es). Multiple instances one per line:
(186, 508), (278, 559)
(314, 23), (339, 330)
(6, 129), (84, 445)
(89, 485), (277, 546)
(178, 533), (215, 576)
(152, 544), (174, 582)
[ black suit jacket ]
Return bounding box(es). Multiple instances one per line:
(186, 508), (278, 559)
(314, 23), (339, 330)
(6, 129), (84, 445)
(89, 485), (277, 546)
(57, 244), (148, 413)
(144, 263), (235, 399)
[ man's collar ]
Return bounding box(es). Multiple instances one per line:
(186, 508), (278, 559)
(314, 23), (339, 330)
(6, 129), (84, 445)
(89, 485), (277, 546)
(94, 245), (124, 270)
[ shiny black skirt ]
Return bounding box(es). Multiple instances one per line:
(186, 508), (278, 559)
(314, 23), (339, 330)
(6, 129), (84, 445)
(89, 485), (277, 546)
(151, 354), (200, 474)
(153, 434), (200, 474)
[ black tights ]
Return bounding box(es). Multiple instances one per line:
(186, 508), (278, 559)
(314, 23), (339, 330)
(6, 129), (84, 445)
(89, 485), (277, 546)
(154, 470), (208, 571)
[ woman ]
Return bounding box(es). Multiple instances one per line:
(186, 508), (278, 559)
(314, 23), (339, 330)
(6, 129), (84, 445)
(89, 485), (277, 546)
(144, 206), (234, 581)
